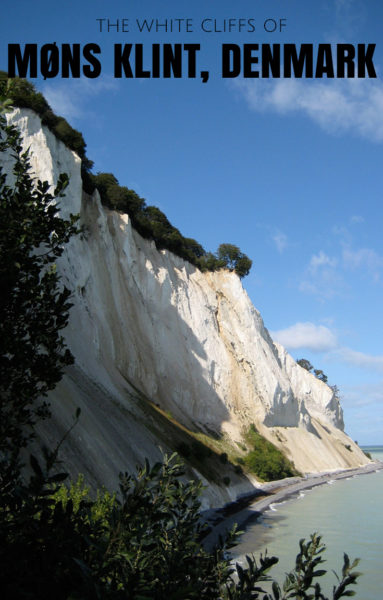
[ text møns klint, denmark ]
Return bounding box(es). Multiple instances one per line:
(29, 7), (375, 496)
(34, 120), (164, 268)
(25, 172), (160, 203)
(8, 43), (377, 82)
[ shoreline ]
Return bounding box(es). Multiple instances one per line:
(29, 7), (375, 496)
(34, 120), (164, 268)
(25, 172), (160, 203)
(202, 460), (383, 550)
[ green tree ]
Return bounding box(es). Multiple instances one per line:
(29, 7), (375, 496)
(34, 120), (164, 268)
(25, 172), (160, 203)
(297, 359), (329, 384)
(217, 243), (253, 278)
(296, 358), (314, 373)
(0, 113), (79, 466)
(314, 369), (328, 384)
(184, 237), (206, 259)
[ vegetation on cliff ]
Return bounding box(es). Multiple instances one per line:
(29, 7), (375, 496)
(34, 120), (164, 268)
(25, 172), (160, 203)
(296, 359), (328, 384)
(242, 425), (298, 481)
(0, 74), (252, 278)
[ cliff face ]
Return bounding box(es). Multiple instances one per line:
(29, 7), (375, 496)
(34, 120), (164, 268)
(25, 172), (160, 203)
(5, 109), (370, 507)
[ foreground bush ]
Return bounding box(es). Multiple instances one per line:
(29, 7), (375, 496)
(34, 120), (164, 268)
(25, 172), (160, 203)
(0, 451), (361, 600)
(0, 112), (79, 486)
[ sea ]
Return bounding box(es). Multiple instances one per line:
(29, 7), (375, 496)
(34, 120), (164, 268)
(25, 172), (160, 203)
(230, 447), (383, 599)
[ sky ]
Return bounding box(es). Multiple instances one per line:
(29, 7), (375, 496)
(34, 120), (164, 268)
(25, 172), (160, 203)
(1, 0), (383, 444)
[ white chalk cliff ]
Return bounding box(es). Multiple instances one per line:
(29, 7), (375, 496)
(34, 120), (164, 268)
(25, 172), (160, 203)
(5, 108), (370, 507)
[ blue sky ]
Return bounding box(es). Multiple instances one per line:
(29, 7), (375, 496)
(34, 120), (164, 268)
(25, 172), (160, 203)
(2, 0), (383, 443)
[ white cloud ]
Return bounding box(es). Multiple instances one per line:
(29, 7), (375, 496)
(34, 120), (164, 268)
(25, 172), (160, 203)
(42, 77), (119, 121)
(331, 224), (351, 244)
(235, 77), (383, 142)
(342, 246), (383, 280)
(272, 322), (383, 377)
(299, 235), (383, 299)
(271, 316), (383, 385)
(335, 347), (383, 372)
(342, 381), (383, 407)
(299, 258), (344, 300)
(309, 251), (337, 273)
(271, 322), (338, 352)
(272, 231), (288, 253)
(350, 215), (364, 224)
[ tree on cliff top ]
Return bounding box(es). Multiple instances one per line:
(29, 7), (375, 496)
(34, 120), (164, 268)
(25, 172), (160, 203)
(1, 74), (254, 279)
(297, 358), (328, 383)
(217, 243), (253, 278)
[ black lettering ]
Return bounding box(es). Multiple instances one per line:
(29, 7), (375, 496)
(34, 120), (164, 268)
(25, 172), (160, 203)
(315, 44), (334, 78)
(40, 43), (59, 79)
(135, 45), (150, 78)
(336, 44), (355, 78)
(358, 44), (376, 78)
(262, 44), (280, 78)
(163, 44), (182, 78)
(184, 44), (200, 78)
(107, 19), (120, 32)
(152, 45), (160, 78)
(62, 44), (81, 78)
(201, 18), (212, 33)
(8, 43), (37, 77)
(96, 18), (106, 33)
(284, 44), (313, 78)
(136, 19), (154, 32)
(244, 44), (259, 78)
(264, 19), (277, 33)
(156, 20), (168, 32)
(83, 44), (101, 78)
(222, 44), (241, 78)
(114, 44), (133, 78)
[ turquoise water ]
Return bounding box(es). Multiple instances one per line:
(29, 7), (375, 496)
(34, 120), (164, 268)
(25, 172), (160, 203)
(231, 448), (383, 599)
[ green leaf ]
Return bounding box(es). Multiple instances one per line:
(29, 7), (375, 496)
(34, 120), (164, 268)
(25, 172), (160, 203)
(272, 580), (281, 599)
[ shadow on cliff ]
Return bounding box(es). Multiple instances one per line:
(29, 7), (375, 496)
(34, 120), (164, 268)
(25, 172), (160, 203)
(112, 237), (234, 439)
(36, 203), (250, 494)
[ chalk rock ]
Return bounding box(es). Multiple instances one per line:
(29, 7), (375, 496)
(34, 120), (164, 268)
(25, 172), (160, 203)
(4, 109), (370, 505)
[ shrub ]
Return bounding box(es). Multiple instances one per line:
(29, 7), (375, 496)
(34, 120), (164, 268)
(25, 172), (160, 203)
(0, 452), (361, 600)
(243, 428), (297, 481)
(53, 474), (116, 525)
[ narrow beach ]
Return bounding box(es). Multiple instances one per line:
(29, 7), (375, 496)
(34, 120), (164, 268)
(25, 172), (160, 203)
(202, 460), (383, 550)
